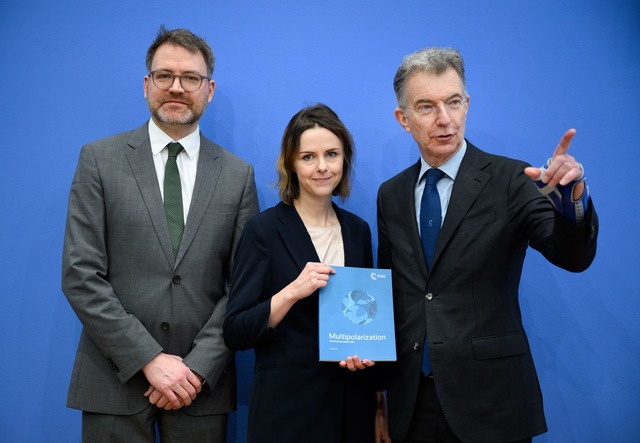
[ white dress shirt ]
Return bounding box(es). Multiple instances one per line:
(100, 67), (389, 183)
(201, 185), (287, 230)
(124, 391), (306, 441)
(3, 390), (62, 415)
(148, 119), (200, 223)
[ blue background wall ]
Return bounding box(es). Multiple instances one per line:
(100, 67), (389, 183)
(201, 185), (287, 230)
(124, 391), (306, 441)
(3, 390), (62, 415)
(1, 1), (639, 441)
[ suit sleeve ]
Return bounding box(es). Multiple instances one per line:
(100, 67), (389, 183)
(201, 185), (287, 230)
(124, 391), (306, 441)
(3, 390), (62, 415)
(183, 163), (260, 384)
(511, 164), (598, 272)
(376, 185), (392, 270)
(223, 215), (276, 351)
(363, 221), (374, 269)
(61, 144), (163, 383)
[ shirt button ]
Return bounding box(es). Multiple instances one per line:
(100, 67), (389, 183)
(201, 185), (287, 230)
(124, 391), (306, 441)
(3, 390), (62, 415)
(172, 275), (181, 284)
(425, 292), (434, 301)
(161, 322), (170, 331)
(413, 342), (421, 351)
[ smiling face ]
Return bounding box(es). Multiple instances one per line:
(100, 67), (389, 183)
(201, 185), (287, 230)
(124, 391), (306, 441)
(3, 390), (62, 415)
(293, 126), (344, 204)
(144, 43), (215, 138)
(395, 68), (469, 167)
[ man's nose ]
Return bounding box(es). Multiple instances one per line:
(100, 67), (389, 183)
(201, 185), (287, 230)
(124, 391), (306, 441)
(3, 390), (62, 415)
(169, 76), (185, 92)
(435, 104), (452, 125)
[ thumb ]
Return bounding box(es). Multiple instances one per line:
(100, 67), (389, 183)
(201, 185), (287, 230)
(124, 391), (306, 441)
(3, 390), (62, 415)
(524, 167), (542, 180)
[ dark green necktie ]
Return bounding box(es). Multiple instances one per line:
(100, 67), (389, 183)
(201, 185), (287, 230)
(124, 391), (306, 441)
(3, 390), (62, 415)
(164, 142), (184, 258)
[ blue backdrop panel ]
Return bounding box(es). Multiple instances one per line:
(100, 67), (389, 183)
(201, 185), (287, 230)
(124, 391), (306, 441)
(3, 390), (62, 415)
(1, 1), (639, 442)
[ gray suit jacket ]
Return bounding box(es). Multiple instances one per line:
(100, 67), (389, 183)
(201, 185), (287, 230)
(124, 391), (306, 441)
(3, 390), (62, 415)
(62, 122), (259, 415)
(377, 141), (598, 442)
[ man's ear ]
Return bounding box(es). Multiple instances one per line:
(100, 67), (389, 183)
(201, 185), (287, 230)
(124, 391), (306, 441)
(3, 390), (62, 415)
(208, 79), (216, 103)
(394, 107), (411, 133)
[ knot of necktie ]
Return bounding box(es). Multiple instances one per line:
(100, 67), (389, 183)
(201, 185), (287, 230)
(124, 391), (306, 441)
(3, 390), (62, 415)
(167, 142), (183, 158)
(425, 168), (445, 187)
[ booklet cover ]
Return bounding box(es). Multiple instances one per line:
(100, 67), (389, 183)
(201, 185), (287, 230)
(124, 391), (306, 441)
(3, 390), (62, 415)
(318, 266), (396, 361)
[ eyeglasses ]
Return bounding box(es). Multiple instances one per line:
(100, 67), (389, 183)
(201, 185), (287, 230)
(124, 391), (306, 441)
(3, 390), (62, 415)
(148, 70), (210, 92)
(403, 97), (467, 118)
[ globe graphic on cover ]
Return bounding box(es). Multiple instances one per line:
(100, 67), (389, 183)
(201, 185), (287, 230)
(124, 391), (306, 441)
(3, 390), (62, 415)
(342, 290), (377, 325)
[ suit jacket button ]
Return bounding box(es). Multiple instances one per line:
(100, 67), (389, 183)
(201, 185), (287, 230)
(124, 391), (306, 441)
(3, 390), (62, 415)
(172, 275), (181, 284)
(413, 342), (421, 351)
(106, 358), (119, 372)
(425, 292), (433, 301)
(161, 322), (170, 331)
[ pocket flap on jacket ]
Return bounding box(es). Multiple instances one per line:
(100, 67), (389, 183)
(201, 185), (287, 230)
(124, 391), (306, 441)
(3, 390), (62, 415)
(472, 332), (527, 360)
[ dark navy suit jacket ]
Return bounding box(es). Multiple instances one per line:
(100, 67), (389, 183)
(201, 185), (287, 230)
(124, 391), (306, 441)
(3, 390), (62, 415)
(377, 141), (598, 442)
(224, 201), (376, 443)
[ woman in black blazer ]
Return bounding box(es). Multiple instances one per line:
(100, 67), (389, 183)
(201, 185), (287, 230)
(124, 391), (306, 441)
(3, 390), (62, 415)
(224, 104), (377, 442)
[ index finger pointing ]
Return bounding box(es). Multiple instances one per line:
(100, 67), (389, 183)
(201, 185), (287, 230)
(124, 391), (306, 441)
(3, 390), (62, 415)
(552, 128), (577, 158)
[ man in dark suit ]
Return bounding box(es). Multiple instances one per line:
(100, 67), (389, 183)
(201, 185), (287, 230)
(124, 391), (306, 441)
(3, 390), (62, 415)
(376, 47), (598, 442)
(61, 26), (259, 442)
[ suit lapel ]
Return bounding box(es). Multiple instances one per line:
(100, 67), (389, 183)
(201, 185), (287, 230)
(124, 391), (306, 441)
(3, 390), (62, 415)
(337, 204), (357, 267)
(126, 123), (175, 266)
(276, 202), (320, 270)
(176, 134), (222, 265)
(433, 143), (491, 266)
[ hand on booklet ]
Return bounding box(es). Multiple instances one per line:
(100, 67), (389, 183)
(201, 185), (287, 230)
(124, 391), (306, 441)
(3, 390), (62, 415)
(339, 355), (375, 371)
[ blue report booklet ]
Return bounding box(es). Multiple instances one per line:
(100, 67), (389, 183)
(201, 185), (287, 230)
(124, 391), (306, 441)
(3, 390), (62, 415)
(318, 266), (397, 361)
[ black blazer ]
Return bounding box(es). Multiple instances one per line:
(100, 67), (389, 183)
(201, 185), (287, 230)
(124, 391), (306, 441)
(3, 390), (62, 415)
(377, 142), (598, 442)
(224, 201), (376, 443)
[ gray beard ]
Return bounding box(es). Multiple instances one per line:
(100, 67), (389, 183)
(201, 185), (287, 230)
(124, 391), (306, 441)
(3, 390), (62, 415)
(154, 106), (201, 126)
(147, 94), (208, 127)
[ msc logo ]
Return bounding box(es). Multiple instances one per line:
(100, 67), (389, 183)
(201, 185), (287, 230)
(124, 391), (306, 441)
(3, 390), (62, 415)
(370, 272), (387, 281)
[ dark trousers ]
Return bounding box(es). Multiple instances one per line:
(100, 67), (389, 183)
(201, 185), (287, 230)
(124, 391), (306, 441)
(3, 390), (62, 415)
(82, 405), (227, 443)
(397, 373), (532, 443)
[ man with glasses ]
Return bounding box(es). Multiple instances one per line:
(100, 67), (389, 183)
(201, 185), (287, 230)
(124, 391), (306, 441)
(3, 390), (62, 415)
(62, 26), (259, 442)
(375, 47), (598, 442)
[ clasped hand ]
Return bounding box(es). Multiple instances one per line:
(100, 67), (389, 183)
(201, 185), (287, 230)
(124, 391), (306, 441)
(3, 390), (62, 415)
(142, 353), (204, 410)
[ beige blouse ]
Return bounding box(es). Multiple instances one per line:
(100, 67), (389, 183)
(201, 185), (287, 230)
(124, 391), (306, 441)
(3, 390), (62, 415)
(305, 223), (345, 266)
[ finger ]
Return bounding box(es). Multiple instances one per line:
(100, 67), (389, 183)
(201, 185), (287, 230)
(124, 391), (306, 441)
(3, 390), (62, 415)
(186, 372), (202, 399)
(545, 157), (582, 188)
(161, 383), (190, 408)
(559, 166), (584, 187)
(159, 388), (179, 407)
(156, 395), (169, 409)
(175, 386), (194, 406)
(552, 128), (576, 159)
(148, 389), (163, 405)
(309, 262), (334, 275)
(164, 401), (179, 411)
(144, 385), (154, 397)
(342, 356), (356, 372)
(345, 355), (366, 371)
(170, 397), (184, 409)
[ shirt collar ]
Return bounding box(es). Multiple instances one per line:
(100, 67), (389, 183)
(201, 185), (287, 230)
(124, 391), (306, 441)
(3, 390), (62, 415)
(418, 139), (467, 182)
(148, 118), (200, 158)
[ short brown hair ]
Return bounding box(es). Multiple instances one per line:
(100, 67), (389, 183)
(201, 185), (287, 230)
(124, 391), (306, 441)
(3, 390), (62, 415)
(146, 25), (215, 76)
(276, 104), (355, 205)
